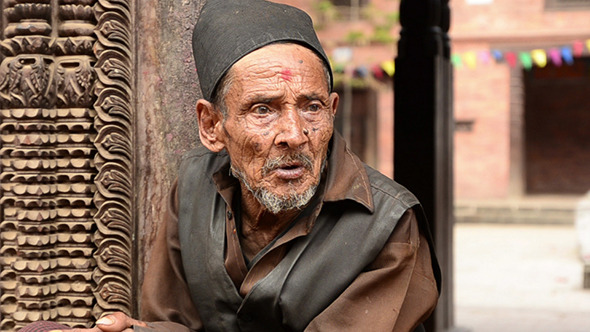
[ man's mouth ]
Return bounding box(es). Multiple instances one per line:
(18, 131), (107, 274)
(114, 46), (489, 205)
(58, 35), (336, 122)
(273, 162), (306, 180)
(262, 154), (313, 180)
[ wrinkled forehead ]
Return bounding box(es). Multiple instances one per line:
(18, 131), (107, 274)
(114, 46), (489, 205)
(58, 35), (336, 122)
(228, 43), (331, 91)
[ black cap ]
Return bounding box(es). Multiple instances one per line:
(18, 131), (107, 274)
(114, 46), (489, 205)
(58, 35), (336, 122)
(192, 0), (333, 101)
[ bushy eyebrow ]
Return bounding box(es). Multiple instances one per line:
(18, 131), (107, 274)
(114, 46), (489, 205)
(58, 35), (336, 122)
(242, 94), (278, 106)
(302, 93), (329, 105)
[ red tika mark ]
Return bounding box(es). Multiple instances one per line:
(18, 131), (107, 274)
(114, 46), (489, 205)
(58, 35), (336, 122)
(280, 69), (292, 81)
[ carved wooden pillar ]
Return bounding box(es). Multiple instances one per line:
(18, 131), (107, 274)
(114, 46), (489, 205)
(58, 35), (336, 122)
(0, 0), (134, 330)
(92, 0), (135, 319)
(394, 0), (453, 331)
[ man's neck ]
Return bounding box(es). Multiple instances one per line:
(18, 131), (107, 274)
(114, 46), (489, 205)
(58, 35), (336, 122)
(238, 188), (301, 261)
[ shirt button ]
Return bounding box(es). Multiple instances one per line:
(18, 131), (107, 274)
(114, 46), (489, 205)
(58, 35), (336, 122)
(227, 210), (233, 220)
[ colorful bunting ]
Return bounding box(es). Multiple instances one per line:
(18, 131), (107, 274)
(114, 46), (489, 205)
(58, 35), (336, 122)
(451, 39), (590, 70)
(331, 39), (590, 78)
(548, 48), (562, 66)
(505, 52), (517, 68)
(561, 46), (574, 65)
(491, 49), (504, 62)
(354, 65), (370, 78)
(573, 40), (585, 57)
(381, 60), (395, 77)
(478, 50), (491, 65)
(518, 52), (533, 71)
(463, 52), (477, 69)
(371, 64), (384, 79)
(451, 54), (463, 68)
(531, 49), (547, 68)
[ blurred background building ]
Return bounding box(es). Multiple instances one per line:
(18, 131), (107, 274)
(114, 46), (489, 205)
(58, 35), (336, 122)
(452, 0), (590, 224)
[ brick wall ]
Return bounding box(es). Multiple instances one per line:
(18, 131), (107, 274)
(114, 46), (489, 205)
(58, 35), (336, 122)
(451, 0), (590, 199)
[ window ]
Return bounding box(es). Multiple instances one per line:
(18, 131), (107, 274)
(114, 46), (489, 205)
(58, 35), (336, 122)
(330, 0), (370, 6)
(545, 0), (590, 10)
(329, 0), (371, 20)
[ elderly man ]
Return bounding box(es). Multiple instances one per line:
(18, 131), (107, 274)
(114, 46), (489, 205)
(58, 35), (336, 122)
(24, 0), (440, 331)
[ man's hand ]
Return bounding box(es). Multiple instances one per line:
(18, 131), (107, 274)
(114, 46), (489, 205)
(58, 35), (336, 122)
(49, 312), (148, 332)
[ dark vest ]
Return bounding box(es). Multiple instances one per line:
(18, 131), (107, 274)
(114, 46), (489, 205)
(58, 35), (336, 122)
(177, 146), (422, 332)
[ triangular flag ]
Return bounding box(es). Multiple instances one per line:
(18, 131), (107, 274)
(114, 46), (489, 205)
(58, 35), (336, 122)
(491, 49), (503, 62)
(561, 46), (574, 65)
(549, 48), (562, 66)
(573, 40), (584, 57)
(519, 52), (533, 71)
(463, 52), (477, 69)
(531, 49), (547, 68)
(587, 39), (590, 53)
(478, 50), (491, 65)
(451, 54), (463, 68)
(505, 52), (517, 68)
(371, 64), (384, 79)
(381, 60), (395, 77)
(354, 65), (369, 78)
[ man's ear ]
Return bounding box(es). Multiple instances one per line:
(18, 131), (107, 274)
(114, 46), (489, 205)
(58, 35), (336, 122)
(329, 92), (339, 116)
(196, 99), (225, 152)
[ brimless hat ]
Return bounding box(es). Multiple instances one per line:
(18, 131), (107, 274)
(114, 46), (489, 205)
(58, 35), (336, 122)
(192, 0), (333, 101)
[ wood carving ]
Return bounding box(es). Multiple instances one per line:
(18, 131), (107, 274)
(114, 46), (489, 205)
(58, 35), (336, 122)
(93, 0), (134, 318)
(0, 0), (134, 330)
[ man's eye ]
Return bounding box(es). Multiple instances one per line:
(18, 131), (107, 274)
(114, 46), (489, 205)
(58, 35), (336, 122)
(307, 104), (321, 112)
(254, 105), (271, 114)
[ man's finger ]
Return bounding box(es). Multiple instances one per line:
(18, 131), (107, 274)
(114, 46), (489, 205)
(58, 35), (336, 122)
(95, 312), (147, 331)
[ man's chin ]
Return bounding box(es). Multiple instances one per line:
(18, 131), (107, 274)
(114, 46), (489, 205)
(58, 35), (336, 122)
(230, 163), (319, 214)
(254, 186), (317, 215)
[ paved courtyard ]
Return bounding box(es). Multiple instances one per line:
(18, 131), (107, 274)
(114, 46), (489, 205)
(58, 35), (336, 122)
(453, 223), (590, 332)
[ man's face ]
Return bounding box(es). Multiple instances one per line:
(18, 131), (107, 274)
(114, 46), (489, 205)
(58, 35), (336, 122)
(218, 43), (338, 213)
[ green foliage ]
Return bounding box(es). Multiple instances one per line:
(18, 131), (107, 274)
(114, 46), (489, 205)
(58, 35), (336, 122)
(312, 0), (399, 45)
(313, 0), (338, 28)
(345, 30), (366, 45)
(315, 0), (335, 13)
(371, 25), (395, 44)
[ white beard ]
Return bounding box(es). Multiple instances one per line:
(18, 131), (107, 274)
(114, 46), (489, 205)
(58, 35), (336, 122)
(230, 165), (318, 214)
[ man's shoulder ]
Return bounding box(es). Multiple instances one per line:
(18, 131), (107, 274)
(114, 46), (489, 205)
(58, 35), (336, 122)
(177, 145), (228, 186)
(363, 164), (420, 212)
(180, 145), (228, 169)
(180, 145), (225, 162)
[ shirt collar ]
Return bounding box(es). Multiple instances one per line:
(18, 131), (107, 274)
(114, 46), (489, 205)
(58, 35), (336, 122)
(322, 132), (374, 213)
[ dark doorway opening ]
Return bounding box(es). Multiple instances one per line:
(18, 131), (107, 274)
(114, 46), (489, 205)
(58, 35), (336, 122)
(524, 57), (590, 194)
(334, 86), (378, 168)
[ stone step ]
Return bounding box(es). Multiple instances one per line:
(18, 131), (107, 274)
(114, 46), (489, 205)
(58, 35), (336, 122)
(455, 195), (583, 224)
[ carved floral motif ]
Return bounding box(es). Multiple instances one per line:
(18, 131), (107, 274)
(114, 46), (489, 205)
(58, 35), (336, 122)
(92, 0), (134, 320)
(0, 0), (134, 330)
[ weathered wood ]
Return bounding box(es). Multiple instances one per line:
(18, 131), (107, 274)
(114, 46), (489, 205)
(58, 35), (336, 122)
(0, 0), (135, 330)
(394, 0), (453, 331)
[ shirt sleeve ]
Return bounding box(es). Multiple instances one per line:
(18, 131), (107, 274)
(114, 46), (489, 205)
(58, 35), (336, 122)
(304, 208), (439, 332)
(135, 179), (203, 332)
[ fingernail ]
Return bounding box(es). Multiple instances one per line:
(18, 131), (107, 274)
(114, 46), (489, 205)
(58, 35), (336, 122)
(96, 316), (115, 325)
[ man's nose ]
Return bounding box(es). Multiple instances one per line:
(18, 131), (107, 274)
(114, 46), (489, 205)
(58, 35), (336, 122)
(275, 108), (308, 149)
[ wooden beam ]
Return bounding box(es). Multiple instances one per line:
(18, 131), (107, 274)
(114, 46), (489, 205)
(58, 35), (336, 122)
(394, 1), (454, 331)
